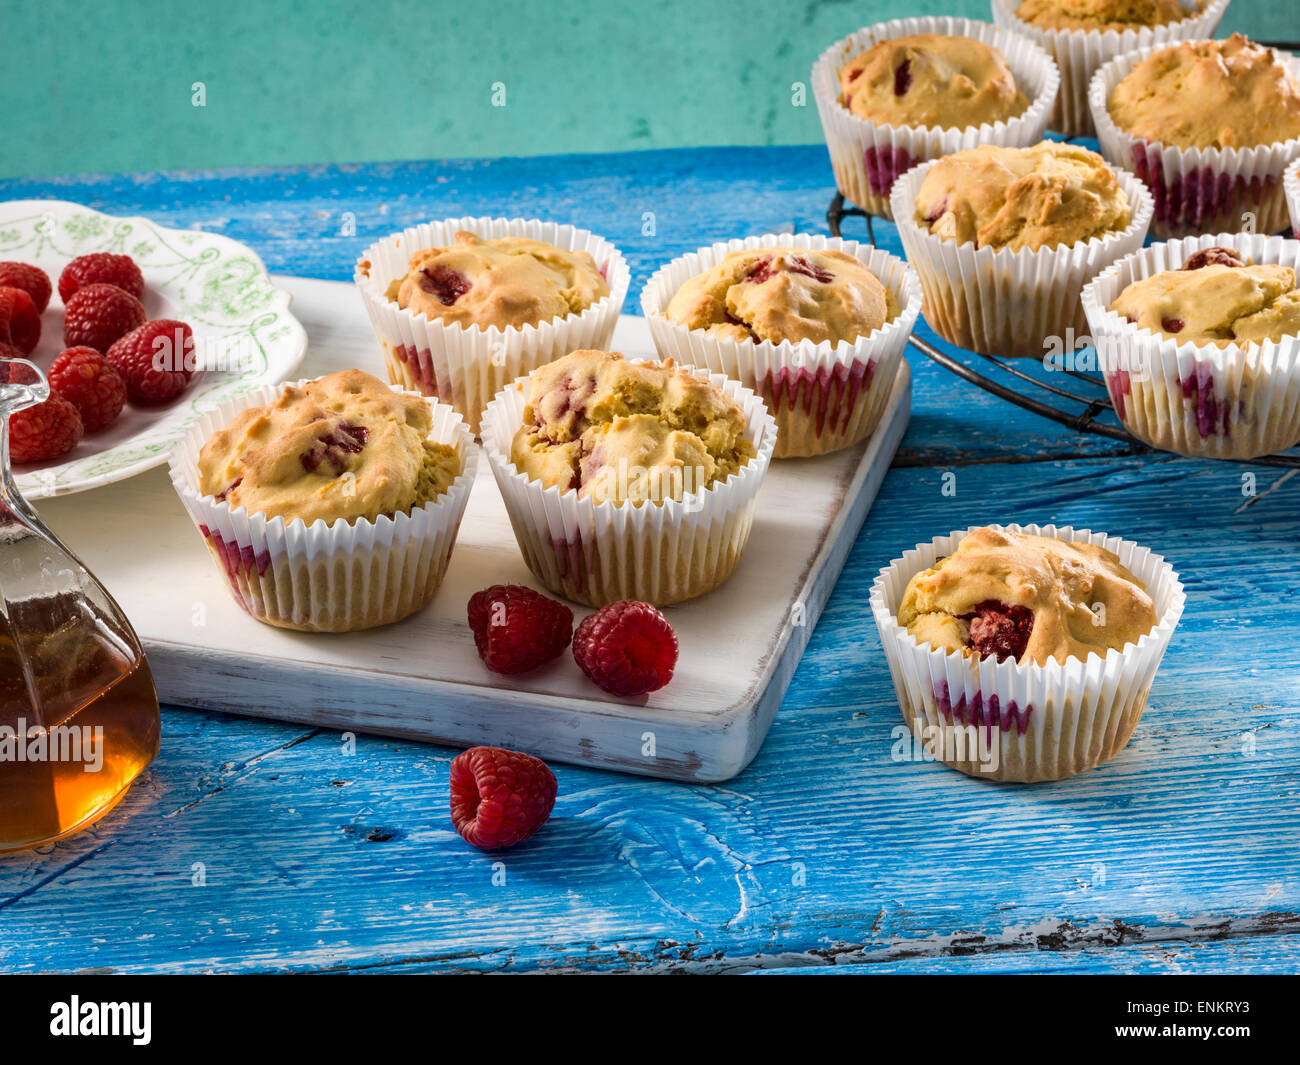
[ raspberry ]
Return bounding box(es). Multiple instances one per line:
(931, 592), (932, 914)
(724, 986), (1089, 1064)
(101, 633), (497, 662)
(0, 286), (41, 354)
(449, 746), (557, 850)
(467, 584), (573, 674)
(964, 601), (1034, 663)
(48, 347), (127, 432)
(1183, 246), (1242, 271)
(417, 264), (471, 305)
(572, 600), (678, 697)
(105, 319), (196, 403)
(63, 283), (146, 353)
(0, 263), (52, 313)
(894, 58), (913, 96)
(8, 393), (83, 464)
(58, 252), (145, 304)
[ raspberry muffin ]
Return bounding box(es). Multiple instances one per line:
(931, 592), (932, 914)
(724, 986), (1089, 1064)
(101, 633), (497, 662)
(170, 369), (477, 632)
(871, 524), (1185, 782)
(812, 16), (1058, 218)
(480, 350), (777, 606)
(893, 140), (1151, 356)
(1083, 235), (1300, 460)
(355, 217), (629, 435)
(643, 237), (921, 457)
(1092, 36), (1300, 237)
(991, 0), (1229, 137)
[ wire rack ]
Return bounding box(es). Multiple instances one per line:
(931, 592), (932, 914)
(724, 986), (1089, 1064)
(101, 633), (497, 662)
(827, 197), (1300, 470)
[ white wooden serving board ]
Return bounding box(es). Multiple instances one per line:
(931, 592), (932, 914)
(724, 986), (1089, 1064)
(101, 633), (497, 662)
(34, 276), (910, 782)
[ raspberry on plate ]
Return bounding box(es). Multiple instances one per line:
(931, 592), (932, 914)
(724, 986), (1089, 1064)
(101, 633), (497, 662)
(63, 283), (146, 353)
(48, 346), (127, 432)
(467, 584), (574, 674)
(0, 286), (41, 354)
(58, 252), (145, 304)
(449, 746), (558, 850)
(8, 393), (84, 464)
(105, 319), (196, 404)
(0, 263), (52, 313)
(573, 600), (678, 697)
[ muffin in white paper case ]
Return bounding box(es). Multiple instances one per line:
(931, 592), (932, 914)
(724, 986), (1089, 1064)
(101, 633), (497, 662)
(354, 217), (630, 435)
(1090, 41), (1300, 239)
(479, 365), (777, 607)
(891, 158), (1153, 357)
(640, 235), (922, 458)
(812, 16), (1059, 220)
(870, 524), (1185, 783)
(169, 381), (478, 633)
(1286, 157), (1300, 239)
(1081, 233), (1300, 460)
(990, 0), (1230, 138)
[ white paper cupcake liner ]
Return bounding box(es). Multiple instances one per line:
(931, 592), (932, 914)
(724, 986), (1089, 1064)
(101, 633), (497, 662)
(480, 364), (778, 607)
(169, 380), (478, 633)
(870, 523), (1185, 783)
(891, 159), (1153, 357)
(812, 16), (1059, 219)
(1081, 233), (1300, 460)
(991, 0), (1230, 138)
(1090, 41), (1300, 239)
(639, 235), (922, 458)
(354, 217), (631, 435)
(1285, 156), (1300, 239)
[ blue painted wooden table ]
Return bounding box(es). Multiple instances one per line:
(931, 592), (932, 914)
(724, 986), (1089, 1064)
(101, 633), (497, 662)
(1, 146), (1298, 974)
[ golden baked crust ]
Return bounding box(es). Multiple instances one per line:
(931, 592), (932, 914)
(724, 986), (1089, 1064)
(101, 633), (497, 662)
(509, 350), (755, 506)
(1014, 0), (1192, 31)
(897, 526), (1157, 666)
(388, 231), (609, 331)
(913, 141), (1131, 251)
(838, 34), (1029, 130)
(664, 246), (898, 346)
(1110, 246), (1300, 345)
(1107, 34), (1300, 149)
(198, 369), (460, 526)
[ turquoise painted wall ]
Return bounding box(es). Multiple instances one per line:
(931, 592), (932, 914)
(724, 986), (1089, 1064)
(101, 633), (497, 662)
(2, 0), (1287, 179)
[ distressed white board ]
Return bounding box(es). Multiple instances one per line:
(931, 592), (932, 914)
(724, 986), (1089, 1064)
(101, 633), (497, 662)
(34, 276), (909, 782)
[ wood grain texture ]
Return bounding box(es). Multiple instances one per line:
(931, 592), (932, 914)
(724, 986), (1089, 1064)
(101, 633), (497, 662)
(0, 147), (1297, 974)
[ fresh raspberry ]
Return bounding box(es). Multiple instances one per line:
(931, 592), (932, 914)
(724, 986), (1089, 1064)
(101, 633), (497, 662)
(572, 600), (678, 697)
(8, 393), (83, 464)
(105, 319), (196, 403)
(58, 252), (145, 304)
(0, 263), (52, 313)
(449, 746), (557, 850)
(63, 283), (146, 353)
(467, 584), (573, 674)
(0, 286), (41, 354)
(48, 347), (127, 432)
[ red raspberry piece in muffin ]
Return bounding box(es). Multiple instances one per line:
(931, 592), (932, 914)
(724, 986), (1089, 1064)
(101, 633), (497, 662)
(572, 600), (678, 697)
(58, 252), (146, 304)
(48, 347), (127, 432)
(8, 393), (84, 463)
(0, 286), (41, 354)
(0, 263), (52, 313)
(63, 283), (146, 353)
(467, 584), (574, 674)
(449, 746), (558, 850)
(105, 319), (196, 403)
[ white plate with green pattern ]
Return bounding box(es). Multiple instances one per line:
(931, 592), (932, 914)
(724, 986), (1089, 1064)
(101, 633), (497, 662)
(1, 200), (307, 499)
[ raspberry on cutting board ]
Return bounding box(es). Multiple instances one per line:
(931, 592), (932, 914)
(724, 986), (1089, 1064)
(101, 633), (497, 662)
(0, 286), (42, 354)
(449, 746), (558, 850)
(48, 347), (127, 433)
(8, 393), (84, 464)
(573, 600), (679, 697)
(63, 283), (146, 353)
(467, 584), (574, 674)
(0, 263), (52, 314)
(106, 319), (197, 403)
(58, 252), (145, 304)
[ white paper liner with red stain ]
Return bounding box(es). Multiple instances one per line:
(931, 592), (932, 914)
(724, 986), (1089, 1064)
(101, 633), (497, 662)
(169, 381), (478, 632)
(870, 524), (1185, 783)
(990, 0), (1231, 138)
(1285, 157), (1300, 239)
(891, 159), (1153, 357)
(639, 235), (922, 458)
(354, 217), (631, 435)
(1090, 41), (1300, 239)
(812, 16), (1059, 220)
(1081, 233), (1300, 460)
(479, 365), (777, 608)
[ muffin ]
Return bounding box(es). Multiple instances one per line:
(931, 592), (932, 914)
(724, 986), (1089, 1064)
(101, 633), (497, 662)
(355, 217), (629, 434)
(480, 350), (777, 606)
(892, 140), (1152, 356)
(643, 236), (921, 457)
(1091, 36), (1300, 237)
(812, 16), (1058, 218)
(871, 524), (1185, 782)
(1082, 234), (1300, 460)
(170, 369), (477, 632)
(991, 0), (1228, 137)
